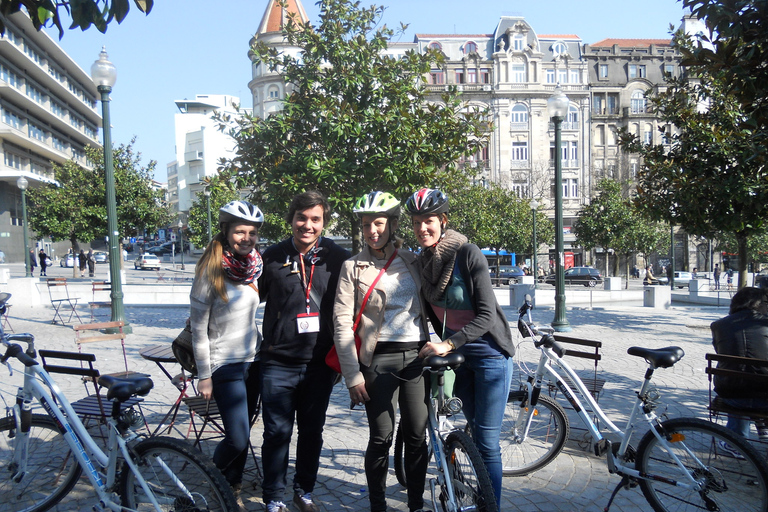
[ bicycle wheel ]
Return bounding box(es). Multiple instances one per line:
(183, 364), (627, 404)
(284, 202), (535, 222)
(441, 430), (497, 512)
(501, 391), (569, 476)
(0, 414), (82, 512)
(120, 436), (238, 511)
(635, 417), (768, 512)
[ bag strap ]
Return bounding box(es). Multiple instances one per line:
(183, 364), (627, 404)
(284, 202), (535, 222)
(352, 250), (398, 332)
(248, 282), (258, 294)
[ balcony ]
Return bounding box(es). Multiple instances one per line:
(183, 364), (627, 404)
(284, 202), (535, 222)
(510, 160), (529, 169)
(510, 122), (528, 131)
(184, 150), (203, 162)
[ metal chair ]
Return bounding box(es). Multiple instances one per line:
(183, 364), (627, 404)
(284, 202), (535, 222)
(45, 277), (82, 325)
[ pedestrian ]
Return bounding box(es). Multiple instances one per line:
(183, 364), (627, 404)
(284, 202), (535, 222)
(38, 249), (48, 276)
(727, 268), (734, 290)
(710, 287), (768, 442)
(714, 264), (721, 290)
(29, 249), (37, 273)
(78, 249), (87, 277)
(692, 267), (699, 280)
(189, 200), (264, 505)
(87, 250), (96, 277)
(332, 192), (430, 512)
(258, 191), (350, 512)
(406, 188), (514, 509)
(0, 249), (4, 263)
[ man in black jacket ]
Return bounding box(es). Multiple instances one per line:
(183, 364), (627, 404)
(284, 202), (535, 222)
(258, 191), (350, 512)
(711, 286), (768, 438)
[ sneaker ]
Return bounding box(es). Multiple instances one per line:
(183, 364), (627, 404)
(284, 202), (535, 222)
(756, 424), (768, 441)
(717, 440), (746, 460)
(230, 483), (245, 510)
(293, 491), (319, 512)
(265, 500), (288, 512)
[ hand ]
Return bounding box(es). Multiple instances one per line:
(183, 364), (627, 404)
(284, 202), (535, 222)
(418, 341), (452, 359)
(348, 383), (370, 407)
(198, 378), (213, 401)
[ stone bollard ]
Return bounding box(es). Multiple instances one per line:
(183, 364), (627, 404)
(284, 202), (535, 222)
(644, 285), (671, 309)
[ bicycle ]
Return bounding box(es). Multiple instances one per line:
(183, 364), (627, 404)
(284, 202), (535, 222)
(501, 294), (768, 512)
(393, 352), (497, 512)
(0, 293), (238, 512)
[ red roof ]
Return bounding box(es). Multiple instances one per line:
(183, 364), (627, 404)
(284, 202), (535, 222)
(591, 38), (672, 47)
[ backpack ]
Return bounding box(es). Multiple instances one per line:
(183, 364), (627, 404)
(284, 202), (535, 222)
(171, 325), (197, 376)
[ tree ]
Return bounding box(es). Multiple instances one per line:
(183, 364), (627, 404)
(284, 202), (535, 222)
(573, 179), (667, 283)
(618, 29), (768, 289)
(222, 0), (487, 254)
(27, 140), (171, 252)
(0, 0), (152, 39)
(186, 171), (241, 249)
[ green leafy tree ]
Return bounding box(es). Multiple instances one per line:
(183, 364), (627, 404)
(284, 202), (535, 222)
(222, 0), (487, 254)
(0, 0), (152, 39)
(27, 140), (170, 252)
(618, 30), (768, 289)
(573, 179), (667, 282)
(715, 228), (768, 274)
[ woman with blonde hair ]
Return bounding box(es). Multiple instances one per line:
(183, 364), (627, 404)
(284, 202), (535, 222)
(189, 200), (264, 498)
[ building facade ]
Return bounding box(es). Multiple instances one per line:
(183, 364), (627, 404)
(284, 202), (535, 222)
(0, 12), (101, 262)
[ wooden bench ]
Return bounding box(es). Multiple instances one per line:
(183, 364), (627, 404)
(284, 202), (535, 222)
(548, 334), (606, 400)
(705, 353), (768, 429)
(89, 281), (111, 321)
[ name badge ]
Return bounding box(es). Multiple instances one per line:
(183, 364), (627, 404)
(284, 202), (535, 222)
(297, 312), (320, 333)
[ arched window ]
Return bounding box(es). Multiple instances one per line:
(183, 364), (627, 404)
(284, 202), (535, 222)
(631, 90), (646, 114)
(510, 104), (529, 127)
(552, 41), (568, 56)
(464, 41), (477, 54)
(428, 41), (442, 51)
(268, 85), (280, 99)
(567, 106), (579, 124)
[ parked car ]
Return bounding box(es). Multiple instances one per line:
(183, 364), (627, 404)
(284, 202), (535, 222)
(60, 254), (79, 268)
(658, 271), (693, 288)
(147, 245), (172, 256)
(756, 269), (768, 289)
(498, 266), (525, 285)
(134, 254), (161, 271)
(544, 266), (603, 287)
(93, 251), (108, 264)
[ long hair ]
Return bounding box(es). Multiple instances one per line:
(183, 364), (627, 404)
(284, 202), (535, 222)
(195, 231), (229, 303)
(730, 287), (768, 315)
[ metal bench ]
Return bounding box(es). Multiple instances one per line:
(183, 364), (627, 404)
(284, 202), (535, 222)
(46, 277), (82, 325)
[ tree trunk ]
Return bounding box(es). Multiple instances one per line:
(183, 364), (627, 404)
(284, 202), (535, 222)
(351, 215), (362, 255)
(737, 234), (749, 289)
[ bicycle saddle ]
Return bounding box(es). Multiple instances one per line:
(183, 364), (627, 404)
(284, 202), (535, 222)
(423, 352), (465, 370)
(99, 374), (154, 401)
(627, 346), (685, 369)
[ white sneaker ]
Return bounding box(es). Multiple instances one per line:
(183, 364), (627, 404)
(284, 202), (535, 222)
(266, 500), (288, 512)
(717, 440), (746, 460)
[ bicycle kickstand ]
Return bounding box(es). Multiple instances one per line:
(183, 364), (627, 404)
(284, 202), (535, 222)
(603, 475), (631, 512)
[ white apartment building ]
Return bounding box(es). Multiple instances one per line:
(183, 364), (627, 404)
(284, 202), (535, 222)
(167, 94), (241, 216)
(0, 12), (101, 262)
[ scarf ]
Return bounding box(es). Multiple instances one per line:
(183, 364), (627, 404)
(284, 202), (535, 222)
(418, 229), (468, 304)
(222, 247), (263, 285)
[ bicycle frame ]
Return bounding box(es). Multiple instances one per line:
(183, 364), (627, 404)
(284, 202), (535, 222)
(5, 344), (165, 511)
(424, 368), (460, 512)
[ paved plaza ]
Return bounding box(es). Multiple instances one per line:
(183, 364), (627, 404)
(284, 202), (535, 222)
(1, 280), (757, 511)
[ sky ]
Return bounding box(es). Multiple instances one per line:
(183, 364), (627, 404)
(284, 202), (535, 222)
(52, 0), (689, 182)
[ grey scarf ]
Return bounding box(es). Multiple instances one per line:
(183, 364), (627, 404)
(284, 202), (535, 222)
(418, 229), (468, 304)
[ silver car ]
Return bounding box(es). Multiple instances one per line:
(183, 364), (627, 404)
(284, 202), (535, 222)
(658, 271), (693, 288)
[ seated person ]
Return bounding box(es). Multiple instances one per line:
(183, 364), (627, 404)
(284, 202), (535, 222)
(643, 266), (658, 285)
(711, 286), (768, 439)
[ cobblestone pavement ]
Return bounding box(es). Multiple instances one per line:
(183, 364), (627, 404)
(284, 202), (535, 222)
(2, 290), (758, 511)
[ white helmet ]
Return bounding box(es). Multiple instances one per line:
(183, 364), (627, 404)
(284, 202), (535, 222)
(218, 201), (264, 227)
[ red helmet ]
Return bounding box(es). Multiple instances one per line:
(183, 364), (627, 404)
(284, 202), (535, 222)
(405, 188), (449, 215)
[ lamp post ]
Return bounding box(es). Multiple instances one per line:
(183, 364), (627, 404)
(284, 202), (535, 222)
(178, 219), (185, 271)
(204, 187), (212, 244)
(91, 47), (129, 332)
(547, 85), (571, 332)
(531, 198), (539, 289)
(16, 176), (31, 277)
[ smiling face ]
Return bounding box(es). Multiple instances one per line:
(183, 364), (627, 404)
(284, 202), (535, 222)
(411, 213), (444, 249)
(227, 222), (259, 257)
(292, 204), (325, 254)
(361, 214), (396, 252)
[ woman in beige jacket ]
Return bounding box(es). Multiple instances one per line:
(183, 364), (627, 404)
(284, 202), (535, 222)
(332, 192), (430, 512)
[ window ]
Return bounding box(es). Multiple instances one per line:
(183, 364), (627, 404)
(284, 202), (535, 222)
(26, 84), (43, 103)
(4, 151), (22, 169)
(606, 126), (617, 145)
(512, 65), (525, 83)
(593, 95), (604, 115)
(72, 147), (85, 161)
(51, 101), (66, 118)
(511, 182), (529, 198)
(464, 41), (477, 54)
(511, 141), (528, 161)
(428, 41), (442, 51)
(0, 64), (22, 88)
(558, 69), (568, 84)
(643, 123), (653, 144)
(563, 178), (578, 198)
(569, 69), (580, 84)
(629, 64), (646, 79)
(480, 68), (490, 84)
(2, 109), (22, 130)
(630, 161), (639, 178)
(568, 141), (578, 161)
(430, 69), (444, 84)
(28, 122), (45, 142)
(513, 35), (525, 51)
(48, 65), (65, 83)
(599, 64), (609, 79)
(84, 124), (97, 139)
(664, 64), (675, 77)
(595, 125), (604, 145)
(546, 69), (556, 84)
(70, 115), (83, 130)
(467, 68), (477, 83)
(52, 135), (65, 151)
(455, 70), (465, 84)
(631, 90), (646, 113)
(607, 94), (619, 115)
(268, 86), (280, 99)
(552, 42), (568, 56)
(567, 106), (578, 124)
(510, 104), (528, 125)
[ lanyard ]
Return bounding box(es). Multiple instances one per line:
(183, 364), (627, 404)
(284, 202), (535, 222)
(298, 253), (316, 314)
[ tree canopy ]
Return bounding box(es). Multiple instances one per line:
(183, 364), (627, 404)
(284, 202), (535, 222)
(221, 0), (487, 253)
(186, 171), (240, 249)
(27, 140), (170, 250)
(0, 0), (152, 38)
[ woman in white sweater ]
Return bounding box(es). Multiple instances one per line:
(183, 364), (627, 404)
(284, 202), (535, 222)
(189, 200), (264, 496)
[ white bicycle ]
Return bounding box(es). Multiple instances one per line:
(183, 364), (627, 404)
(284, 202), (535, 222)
(0, 292), (238, 512)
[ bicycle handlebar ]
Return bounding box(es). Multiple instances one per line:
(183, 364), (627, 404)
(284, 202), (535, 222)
(1, 342), (38, 367)
(517, 295), (566, 358)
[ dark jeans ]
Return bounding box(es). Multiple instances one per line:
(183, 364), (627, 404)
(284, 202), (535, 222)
(361, 349), (429, 512)
(260, 361), (336, 503)
(722, 397), (768, 438)
(211, 361), (261, 486)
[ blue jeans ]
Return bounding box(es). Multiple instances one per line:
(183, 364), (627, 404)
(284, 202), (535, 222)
(453, 353), (513, 509)
(210, 361), (260, 486)
(722, 397), (768, 438)
(260, 361), (336, 503)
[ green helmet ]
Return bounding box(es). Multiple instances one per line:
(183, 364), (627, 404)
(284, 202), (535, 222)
(353, 191), (401, 218)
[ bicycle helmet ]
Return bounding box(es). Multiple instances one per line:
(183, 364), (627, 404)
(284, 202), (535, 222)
(405, 188), (449, 215)
(218, 200), (264, 227)
(353, 191), (401, 218)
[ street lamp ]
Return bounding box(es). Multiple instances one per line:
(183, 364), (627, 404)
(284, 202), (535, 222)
(178, 219), (185, 271)
(91, 47), (130, 332)
(203, 187), (212, 244)
(16, 176), (31, 277)
(531, 198), (539, 289)
(547, 85), (571, 332)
